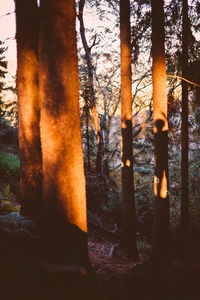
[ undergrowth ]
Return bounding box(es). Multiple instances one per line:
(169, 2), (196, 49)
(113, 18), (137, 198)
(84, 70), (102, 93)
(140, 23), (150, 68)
(0, 152), (20, 179)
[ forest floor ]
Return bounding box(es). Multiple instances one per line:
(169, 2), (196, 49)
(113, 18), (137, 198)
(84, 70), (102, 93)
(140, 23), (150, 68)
(88, 235), (200, 300)
(1, 213), (200, 300)
(0, 130), (200, 300)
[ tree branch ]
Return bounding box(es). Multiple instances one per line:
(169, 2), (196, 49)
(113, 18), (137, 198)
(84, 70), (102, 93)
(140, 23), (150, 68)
(167, 74), (200, 88)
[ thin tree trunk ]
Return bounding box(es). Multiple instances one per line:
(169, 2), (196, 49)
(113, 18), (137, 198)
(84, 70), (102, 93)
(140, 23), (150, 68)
(151, 0), (170, 262)
(120, 0), (137, 259)
(78, 0), (104, 174)
(15, 0), (42, 223)
(181, 0), (189, 230)
(86, 104), (91, 171)
(39, 0), (89, 267)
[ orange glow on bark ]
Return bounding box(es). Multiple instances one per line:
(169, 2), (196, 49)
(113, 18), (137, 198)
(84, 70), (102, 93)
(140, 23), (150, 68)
(154, 175), (159, 197)
(153, 56), (168, 133)
(160, 170), (168, 199)
(39, 0), (87, 233)
(15, 0), (42, 220)
(154, 170), (168, 199)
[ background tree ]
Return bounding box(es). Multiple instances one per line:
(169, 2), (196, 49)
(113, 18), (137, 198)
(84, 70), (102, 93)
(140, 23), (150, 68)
(0, 41), (8, 123)
(78, 0), (104, 174)
(181, 0), (189, 231)
(15, 0), (42, 223)
(81, 81), (92, 171)
(120, 0), (137, 258)
(39, 0), (89, 267)
(151, 0), (170, 262)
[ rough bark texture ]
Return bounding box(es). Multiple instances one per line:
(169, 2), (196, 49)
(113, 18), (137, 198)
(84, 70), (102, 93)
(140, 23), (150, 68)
(15, 0), (42, 222)
(39, 0), (89, 267)
(151, 0), (170, 261)
(120, 0), (137, 259)
(78, 0), (104, 174)
(181, 0), (189, 230)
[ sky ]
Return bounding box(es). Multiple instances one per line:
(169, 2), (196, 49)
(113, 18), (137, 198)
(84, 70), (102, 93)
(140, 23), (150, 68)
(0, 0), (104, 77)
(0, 0), (16, 81)
(0, 0), (115, 84)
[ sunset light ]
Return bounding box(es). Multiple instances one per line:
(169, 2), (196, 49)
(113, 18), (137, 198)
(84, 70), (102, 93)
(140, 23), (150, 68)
(0, 1), (200, 299)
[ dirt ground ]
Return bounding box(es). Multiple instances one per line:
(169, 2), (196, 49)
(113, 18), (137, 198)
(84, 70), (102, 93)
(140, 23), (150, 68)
(88, 237), (200, 300)
(1, 221), (200, 300)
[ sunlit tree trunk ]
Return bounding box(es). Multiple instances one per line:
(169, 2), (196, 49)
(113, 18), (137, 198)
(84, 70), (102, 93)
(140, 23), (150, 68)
(151, 0), (170, 262)
(15, 0), (42, 222)
(120, 0), (137, 259)
(181, 0), (189, 231)
(39, 0), (89, 267)
(78, 0), (104, 174)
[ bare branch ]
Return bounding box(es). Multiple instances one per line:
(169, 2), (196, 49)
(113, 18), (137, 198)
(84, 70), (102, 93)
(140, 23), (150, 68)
(0, 11), (15, 18)
(167, 74), (200, 88)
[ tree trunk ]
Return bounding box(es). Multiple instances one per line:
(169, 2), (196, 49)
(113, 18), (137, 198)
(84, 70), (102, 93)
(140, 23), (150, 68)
(85, 103), (91, 171)
(181, 0), (189, 231)
(78, 0), (104, 174)
(120, 0), (137, 259)
(151, 0), (170, 262)
(39, 0), (89, 267)
(15, 0), (42, 223)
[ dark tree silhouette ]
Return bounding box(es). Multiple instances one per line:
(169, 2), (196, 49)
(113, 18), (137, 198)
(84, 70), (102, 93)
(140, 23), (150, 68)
(151, 0), (170, 262)
(15, 0), (42, 223)
(78, 0), (104, 174)
(82, 87), (92, 171)
(0, 41), (8, 122)
(181, 0), (189, 231)
(120, 0), (137, 259)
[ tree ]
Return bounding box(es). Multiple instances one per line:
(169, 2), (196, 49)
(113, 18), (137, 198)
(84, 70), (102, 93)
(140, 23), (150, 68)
(39, 0), (89, 266)
(78, 0), (104, 174)
(181, 0), (189, 230)
(81, 82), (92, 171)
(15, 0), (42, 222)
(151, 0), (170, 262)
(0, 41), (8, 122)
(120, 0), (137, 258)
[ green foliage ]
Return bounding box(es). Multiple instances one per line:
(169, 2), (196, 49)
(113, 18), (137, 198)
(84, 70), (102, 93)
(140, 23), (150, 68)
(135, 169), (153, 209)
(101, 168), (122, 221)
(0, 152), (20, 180)
(0, 184), (13, 201)
(0, 185), (20, 214)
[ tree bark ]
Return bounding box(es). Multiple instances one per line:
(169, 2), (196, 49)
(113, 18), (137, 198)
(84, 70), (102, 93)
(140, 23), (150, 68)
(151, 0), (170, 262)
(181, 0), (189, 231)
(78, 0), (104, 174)
(85, 103), (91, 171)
(39, 0), (89, 267)
(15, 0), (42, 223)
(120, 0), (137, 259)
